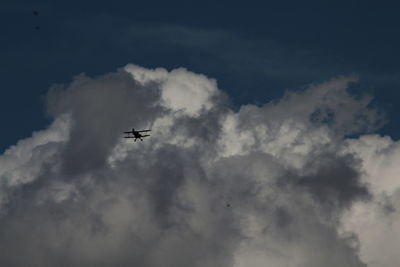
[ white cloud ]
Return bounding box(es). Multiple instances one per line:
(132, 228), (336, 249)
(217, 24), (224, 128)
(339, 135), (400, 267)
(0, 64), (396, 267)
(125, 64), (218, 116)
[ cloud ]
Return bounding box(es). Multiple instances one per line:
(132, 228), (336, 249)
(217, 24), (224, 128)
(0, 64), (396, 266)
(339, 135), (400, 267)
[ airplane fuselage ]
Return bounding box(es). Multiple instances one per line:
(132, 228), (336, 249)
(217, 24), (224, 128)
(133, 131), (143, 138)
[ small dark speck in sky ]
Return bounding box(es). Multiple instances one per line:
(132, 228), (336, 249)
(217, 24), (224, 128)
(33, 10), (40, 30)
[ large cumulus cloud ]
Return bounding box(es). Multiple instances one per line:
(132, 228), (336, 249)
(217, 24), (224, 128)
(0, 64), (397, 267)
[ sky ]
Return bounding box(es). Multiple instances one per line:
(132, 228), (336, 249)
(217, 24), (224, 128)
(1, 1), (400, 266)
(2, 0), (400, 152)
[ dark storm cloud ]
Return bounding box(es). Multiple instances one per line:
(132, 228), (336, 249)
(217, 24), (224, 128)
(47, 71), (164, 175)
(0, 64), (398, 266)
(295, 155), (370, 211)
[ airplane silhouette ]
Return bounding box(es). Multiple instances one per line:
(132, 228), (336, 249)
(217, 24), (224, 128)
(123, 128), (151, 141)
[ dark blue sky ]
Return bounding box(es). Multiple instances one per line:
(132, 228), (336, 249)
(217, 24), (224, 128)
(1, 0), (400, 152)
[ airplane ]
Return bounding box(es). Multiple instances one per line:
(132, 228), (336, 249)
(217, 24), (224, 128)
(123, 128), (151, 141)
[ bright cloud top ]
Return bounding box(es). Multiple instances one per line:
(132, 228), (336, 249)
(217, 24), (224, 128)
(125, 64), (218, 116)
(0, 64), (398, 267)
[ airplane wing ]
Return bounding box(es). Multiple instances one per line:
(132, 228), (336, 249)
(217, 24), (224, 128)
(123, 131), (133, 134)
(137, 130), (151, 132)
(141, 135), (150, 137)
(124, 136), (135, 138)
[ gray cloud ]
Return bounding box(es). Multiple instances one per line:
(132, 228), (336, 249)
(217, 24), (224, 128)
(47, 71), (164, 176)
(0, 64), (397, 266)
(294, 154), (370, 211)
